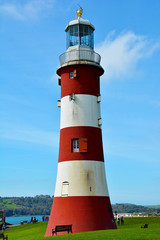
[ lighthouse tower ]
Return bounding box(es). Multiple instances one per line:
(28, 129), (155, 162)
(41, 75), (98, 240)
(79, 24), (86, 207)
(45, 9), (116, 237)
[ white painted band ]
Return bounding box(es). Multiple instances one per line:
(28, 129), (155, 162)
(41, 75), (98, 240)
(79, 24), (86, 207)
(54, 160), (109, 197)
(60, 94), (101, 129)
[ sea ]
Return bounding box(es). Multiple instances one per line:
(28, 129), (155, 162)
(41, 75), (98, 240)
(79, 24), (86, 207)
(6, 215), (50, 225)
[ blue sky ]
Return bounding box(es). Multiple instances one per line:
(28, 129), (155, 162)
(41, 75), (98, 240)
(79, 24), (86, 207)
(0, 0), (160, 205)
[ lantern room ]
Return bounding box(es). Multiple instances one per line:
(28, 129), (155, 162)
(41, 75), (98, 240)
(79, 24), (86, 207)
(65, 11), (95, 50)
(59, 8), (101, 68)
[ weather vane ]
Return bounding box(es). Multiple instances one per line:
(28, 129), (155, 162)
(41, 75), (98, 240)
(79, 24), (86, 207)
(76, 5), (83, 17)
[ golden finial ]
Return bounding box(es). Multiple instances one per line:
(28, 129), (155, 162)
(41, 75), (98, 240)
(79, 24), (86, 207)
(76, 5), (83, 17)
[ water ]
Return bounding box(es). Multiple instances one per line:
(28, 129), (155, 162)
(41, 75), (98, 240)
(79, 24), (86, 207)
(6, 215), (49, 225)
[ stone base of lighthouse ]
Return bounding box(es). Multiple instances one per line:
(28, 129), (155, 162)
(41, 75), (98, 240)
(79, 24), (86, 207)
(45, 196), (116, 236)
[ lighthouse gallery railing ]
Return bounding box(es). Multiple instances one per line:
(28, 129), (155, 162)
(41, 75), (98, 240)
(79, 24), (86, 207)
(59, 49), (101, 66)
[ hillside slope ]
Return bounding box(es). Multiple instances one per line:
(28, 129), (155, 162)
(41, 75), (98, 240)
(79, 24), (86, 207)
(0, 196), (159, 217)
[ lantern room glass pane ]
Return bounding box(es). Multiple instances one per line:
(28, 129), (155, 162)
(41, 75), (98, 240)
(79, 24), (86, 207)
(66, 25), (94, 49)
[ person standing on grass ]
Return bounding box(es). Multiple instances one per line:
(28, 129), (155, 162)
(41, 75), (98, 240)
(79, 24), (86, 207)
(2, 223), (6, 232)
(121, 216), (124, 224)
(117, 215), (120, 225)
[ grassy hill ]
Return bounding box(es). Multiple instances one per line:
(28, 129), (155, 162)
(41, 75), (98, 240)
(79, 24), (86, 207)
(4, 217), (160, 240)
(0, 196), (159, 217)
(0, 196), (53, 216)
(112, 203), (159, 215)
(146, 205), (160, 209)
(0, 198), (21, 209)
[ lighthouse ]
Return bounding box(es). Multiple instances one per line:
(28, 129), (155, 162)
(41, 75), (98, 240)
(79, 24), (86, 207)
(45, 9), (116, 237)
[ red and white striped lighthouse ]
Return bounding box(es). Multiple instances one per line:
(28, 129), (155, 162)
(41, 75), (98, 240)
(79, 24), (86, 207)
(45, 9), (116, 237)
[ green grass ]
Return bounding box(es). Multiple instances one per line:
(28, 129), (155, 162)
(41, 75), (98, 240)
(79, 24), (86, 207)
(4, 217), (160, 240)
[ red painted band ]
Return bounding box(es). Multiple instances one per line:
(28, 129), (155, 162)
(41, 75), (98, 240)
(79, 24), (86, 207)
(58, 126), (104, 163)
(57, 64), (103, 99)
(45, 196), (116, 237)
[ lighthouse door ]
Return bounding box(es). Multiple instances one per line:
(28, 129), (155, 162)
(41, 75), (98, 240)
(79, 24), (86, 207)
(61, 181), (69, 197)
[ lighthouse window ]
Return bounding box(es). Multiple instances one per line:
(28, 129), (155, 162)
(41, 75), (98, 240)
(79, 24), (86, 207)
(70, 69), (77, 79)
(61, 181), (69, 197)
(72, 139), (79, 152)
(72, 138), (88, 152)
(70, 72), (74, 78)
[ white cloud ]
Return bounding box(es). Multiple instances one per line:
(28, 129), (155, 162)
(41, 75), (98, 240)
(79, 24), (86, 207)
(96, 31), (160, 81)
(0, 0), (55, 21)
